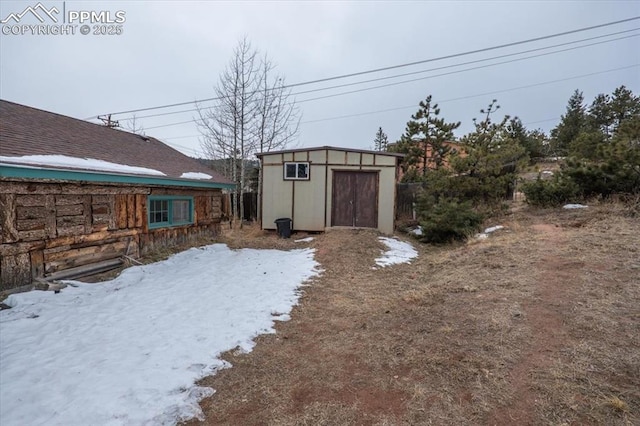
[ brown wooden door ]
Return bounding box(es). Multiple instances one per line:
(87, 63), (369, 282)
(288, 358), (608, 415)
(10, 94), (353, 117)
(331, 171), (378, 228)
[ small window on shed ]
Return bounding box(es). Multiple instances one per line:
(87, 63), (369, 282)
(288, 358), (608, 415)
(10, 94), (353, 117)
(284, 162), (310, 180)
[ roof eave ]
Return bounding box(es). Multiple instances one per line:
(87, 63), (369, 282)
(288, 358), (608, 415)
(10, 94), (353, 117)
(256, 145), (405, 158)
(0, 163), (237, 190)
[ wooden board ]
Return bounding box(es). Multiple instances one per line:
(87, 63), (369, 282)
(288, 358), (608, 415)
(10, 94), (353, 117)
(331, 171), (378, 228)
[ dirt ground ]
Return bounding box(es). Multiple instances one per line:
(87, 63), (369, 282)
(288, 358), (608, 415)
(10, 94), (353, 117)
(184, 202), (639, 426)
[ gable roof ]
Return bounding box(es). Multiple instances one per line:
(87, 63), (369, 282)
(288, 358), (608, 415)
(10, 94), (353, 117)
(0, 100), (234, 188)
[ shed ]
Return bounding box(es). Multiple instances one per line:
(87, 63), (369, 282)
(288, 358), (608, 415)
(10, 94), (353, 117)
(257, 146), (403, 234)
(0, 100), (235, 292)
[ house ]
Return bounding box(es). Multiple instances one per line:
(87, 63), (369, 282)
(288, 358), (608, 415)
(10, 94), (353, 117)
(0, 100), (235, 292)
(256, 146), (403, 235)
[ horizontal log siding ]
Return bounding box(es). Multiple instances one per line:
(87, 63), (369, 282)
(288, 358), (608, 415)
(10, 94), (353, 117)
(0, 179), (223, 291)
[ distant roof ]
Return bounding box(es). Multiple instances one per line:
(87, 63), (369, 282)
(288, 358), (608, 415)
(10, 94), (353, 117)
(256, 146), (405, 158)
(0, 100), (233, 187)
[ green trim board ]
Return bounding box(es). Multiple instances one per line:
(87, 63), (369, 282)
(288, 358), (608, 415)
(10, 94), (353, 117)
(148, 195), (194, 229)
(0, 163), (236, 190)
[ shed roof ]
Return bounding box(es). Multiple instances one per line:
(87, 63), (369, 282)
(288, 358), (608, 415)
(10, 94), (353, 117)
(256, 146), (404, 158)
(0, 100), (234, 188)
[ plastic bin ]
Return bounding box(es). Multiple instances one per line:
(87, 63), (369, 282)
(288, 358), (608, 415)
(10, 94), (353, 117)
(274, 218), (292, 238)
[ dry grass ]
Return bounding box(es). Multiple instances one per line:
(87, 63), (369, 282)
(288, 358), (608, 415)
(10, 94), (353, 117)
(183, 202), (639, 425)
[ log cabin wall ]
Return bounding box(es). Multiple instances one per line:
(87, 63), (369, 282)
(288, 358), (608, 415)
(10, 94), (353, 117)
(0, 179), (223, 292)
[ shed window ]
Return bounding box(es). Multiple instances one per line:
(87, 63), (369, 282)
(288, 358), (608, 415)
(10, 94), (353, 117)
(284, 162), (310, 180)
(148, 196), (193, 228)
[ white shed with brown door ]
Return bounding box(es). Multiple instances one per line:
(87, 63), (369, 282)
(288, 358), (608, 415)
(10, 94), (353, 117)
(256, 146), (403, 234)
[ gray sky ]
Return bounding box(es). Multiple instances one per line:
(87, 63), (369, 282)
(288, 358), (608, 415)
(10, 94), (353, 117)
(1, 0), (639, 158)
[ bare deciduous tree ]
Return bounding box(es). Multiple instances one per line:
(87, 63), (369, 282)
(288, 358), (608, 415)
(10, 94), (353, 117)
(254, 54), (300, 221)
(197, 38), (300, 226)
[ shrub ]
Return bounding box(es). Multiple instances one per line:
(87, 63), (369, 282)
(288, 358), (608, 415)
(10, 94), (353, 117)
(521, 175), (580, 207)
(417, 198), (483, 244)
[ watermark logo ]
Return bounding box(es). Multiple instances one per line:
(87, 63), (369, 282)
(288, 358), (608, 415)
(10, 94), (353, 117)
(1, 2), (125, 36)
(1, 3), (59, 24)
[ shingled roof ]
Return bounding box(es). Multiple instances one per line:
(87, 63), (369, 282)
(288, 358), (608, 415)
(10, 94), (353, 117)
(0, 99), (232, 185)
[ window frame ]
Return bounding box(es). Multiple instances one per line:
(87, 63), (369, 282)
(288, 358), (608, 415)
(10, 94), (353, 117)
(283, 161), (310, 181)
(148, 195), (194, 229)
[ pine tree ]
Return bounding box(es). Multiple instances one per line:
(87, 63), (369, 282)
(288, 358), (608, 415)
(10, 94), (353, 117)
(551, 89), (586, 156)
(451, 100), (528, 203)
(506, 117), (548, 160)
(373, 127), (389, 151)
(609, 85), (640, 131)
(395, 95), (460, 180)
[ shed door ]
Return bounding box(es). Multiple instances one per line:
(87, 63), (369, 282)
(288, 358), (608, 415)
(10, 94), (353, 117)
(331, 171), (378, 228)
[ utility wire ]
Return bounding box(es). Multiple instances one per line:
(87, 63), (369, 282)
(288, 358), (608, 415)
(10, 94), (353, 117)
(115, 27), (640, 123)
(152, 63), (637, 140)
(86, 16), (640, 118)
(138, 34), (640, 131)
(299, 64), (639, 124)
(294, 34), (640, 105)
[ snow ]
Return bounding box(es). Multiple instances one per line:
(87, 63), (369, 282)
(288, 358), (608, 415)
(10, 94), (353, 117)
(483, 225), (505, 234)
(476, 225), (505, 239)
(563, 203), (588, 209)
(0, 155), (166, 176)
(410, 227), (423, 236)
(0, 244), (320, 426)
(294, 237), (314, 243)
(375, 237), (418, 267)
(180, 172), (213, 180)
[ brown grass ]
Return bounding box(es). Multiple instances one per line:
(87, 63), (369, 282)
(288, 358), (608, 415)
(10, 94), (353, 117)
(183, 202), (639, 425)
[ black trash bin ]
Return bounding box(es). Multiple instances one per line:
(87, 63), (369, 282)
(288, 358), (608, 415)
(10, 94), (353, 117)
(274, 218), (292, 238)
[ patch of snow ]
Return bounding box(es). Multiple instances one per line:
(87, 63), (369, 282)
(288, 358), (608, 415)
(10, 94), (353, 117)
(563, 204), (588, 209)
(375, 237), (418, 267)
(180, 172), (212, 180)
(475, 225), (505, 240)
(542, 170), (554, 175)
(0, 155), (166, 176)
(483, 225), (505, 234)
(294, 237), (314, 243)
(0, 244), (320, 426)
(410, 227), (423, 236)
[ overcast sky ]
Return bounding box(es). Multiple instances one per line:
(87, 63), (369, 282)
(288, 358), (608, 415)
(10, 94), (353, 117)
(1, 0), (638, 158)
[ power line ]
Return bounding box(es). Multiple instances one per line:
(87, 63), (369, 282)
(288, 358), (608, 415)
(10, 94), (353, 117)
(298, 64), (639, 124)
(115, 27), (640, 123)
(136, 34), (639, 131)
(139, 49), (640, 130)
(152, 63), (637, 142)
(87, 16), (640, 119)
(293, 34), (639, 105)
(283, 16), (640, 88)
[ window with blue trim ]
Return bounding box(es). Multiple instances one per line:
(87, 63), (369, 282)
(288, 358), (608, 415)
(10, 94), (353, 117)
(148, 196), (193, 228)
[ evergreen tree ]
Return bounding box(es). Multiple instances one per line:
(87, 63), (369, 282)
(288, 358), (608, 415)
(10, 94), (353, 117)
(451, 100), (528, 203)
(609, 85), (640, 131)
(587, 93), (613, 139)
(373, 127), (389, 151)
(551, 89), (586, 156)
(394, 95), (460, 180)
(506, 117), (548, 160)
(523, 86), (640, 205)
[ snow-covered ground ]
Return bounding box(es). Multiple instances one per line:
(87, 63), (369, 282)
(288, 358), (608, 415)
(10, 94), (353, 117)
(375, 237), (418, 267)
(0, 244), (320, 426)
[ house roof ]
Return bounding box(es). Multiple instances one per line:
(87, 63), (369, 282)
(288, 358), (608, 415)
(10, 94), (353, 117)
(0, 99), (234, 188)
(256, 146), (405, 158)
